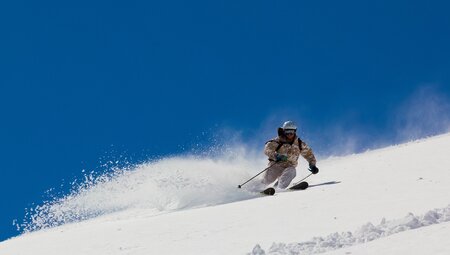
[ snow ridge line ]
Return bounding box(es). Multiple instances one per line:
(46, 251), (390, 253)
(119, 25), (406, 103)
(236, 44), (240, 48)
(249, 204), (450, 255)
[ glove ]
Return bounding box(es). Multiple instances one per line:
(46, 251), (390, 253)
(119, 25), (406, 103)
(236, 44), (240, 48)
(275, 153), (288, 162)
(309, 164), (319, 174)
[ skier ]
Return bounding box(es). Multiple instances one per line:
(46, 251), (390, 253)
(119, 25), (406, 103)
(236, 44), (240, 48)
(263, 121), (319, 189)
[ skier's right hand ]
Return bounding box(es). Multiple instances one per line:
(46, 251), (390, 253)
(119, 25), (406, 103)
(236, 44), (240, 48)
(309, 164), (319, 174)
(275, 153), (288, 162)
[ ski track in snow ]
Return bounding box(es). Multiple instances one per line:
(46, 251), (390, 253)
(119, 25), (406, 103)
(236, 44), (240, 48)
(249, 205), (450, 255)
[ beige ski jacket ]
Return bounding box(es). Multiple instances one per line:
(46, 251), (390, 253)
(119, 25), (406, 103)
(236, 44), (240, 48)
(264, 132), (316, 168)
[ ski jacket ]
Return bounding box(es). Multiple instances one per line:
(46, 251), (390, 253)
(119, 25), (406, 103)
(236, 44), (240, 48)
(264, 131), (317, 168)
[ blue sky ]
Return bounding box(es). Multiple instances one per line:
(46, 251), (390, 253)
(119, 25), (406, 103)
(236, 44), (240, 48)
(1, 0), (450, 240)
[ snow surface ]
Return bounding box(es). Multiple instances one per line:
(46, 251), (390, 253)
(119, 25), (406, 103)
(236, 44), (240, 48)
(1, 133), (450, 254)
(250, 205), (450, 254)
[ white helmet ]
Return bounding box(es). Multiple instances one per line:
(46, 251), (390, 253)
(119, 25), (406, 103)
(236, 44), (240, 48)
(282, 120), (297, 130)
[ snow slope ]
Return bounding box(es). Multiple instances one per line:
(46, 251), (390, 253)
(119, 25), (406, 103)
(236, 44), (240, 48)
(325, 221), (450, 255)
(253, 206), (450, 254)
(1, 133), (450, 255)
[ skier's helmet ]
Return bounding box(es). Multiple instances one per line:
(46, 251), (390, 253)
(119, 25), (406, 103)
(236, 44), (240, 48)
(282, 121), (297, 131)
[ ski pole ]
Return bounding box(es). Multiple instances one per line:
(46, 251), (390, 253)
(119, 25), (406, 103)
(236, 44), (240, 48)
(238, 163), (278, 188)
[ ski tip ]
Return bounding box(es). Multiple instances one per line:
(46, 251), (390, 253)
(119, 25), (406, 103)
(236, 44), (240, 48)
(261, 187), (275, 195)
(290, 181), (309, 190)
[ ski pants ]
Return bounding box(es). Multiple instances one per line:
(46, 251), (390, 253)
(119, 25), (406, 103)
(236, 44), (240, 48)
(262, 164), (296, 189)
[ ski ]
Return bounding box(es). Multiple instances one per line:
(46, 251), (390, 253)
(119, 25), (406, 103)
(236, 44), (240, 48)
(260, 187), (276, 196)
(289, 181), (309, 190)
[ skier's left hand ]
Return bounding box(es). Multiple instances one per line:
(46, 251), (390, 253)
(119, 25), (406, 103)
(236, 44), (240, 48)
(309, 164), (319, 174)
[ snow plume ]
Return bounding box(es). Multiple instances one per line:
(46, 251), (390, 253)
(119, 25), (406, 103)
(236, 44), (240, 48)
(18, 150), (267, 233)
(249, 205), (450, 255)
(392, 85), (450, 142)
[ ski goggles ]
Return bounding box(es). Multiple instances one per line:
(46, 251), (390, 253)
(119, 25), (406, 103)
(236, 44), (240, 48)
(284, 129), (296, 135)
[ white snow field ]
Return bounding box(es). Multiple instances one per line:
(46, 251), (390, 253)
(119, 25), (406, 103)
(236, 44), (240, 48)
(1, 133), (450, 255)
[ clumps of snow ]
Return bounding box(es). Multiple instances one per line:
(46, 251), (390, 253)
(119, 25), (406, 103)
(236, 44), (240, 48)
(249, 205), (450, 255)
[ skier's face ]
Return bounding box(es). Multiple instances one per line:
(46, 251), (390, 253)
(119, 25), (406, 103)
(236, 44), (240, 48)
(284, 130), (296, 140)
